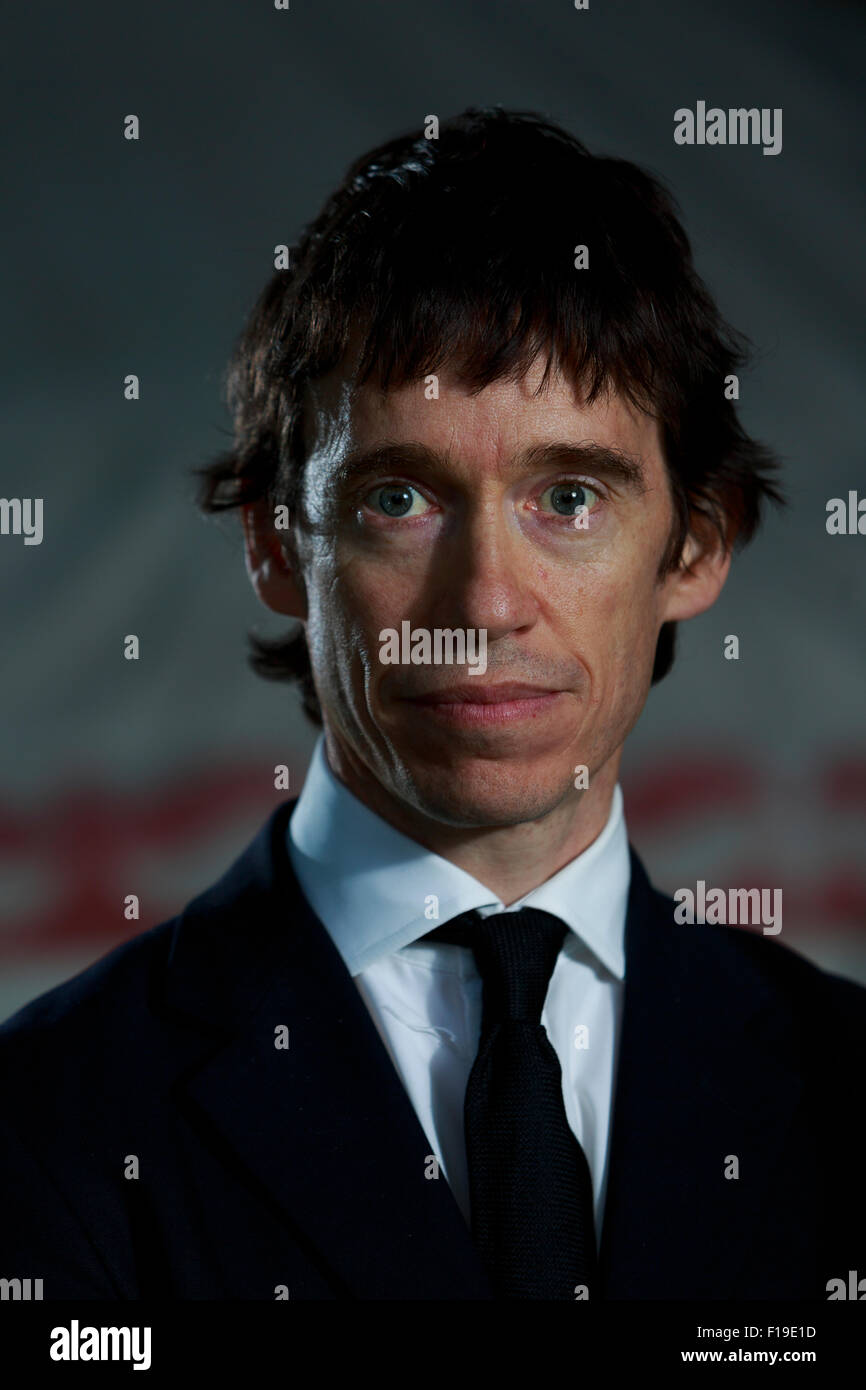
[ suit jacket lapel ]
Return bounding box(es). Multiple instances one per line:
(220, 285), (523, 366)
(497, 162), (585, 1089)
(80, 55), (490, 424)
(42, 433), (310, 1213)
(599, 847), (805, 1298)
(162, 799), (494, 1300)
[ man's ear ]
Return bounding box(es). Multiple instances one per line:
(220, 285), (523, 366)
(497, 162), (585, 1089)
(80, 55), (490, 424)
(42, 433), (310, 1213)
(659, 513), (733, 624)
(241, 498), (307, 619)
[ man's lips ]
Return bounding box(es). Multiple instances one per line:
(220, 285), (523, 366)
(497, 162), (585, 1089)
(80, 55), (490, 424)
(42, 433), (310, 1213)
(405, 682), (563, 705)
(400, 682), (568, 725)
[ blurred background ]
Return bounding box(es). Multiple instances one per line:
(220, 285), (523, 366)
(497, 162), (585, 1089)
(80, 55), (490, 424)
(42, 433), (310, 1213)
(2, 0), (864, 1021)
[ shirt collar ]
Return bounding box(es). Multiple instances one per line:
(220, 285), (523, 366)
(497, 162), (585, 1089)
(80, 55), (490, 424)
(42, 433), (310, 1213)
(288, 735), (629, 980)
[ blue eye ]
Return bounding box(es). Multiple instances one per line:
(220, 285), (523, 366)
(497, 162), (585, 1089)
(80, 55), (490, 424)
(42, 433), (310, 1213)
(367, 484), (431, 518)
(538, 482), (600, 517)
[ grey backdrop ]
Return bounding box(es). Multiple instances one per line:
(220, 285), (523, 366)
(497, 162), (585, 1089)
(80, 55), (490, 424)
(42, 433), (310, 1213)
(2, 0), (864, 1019)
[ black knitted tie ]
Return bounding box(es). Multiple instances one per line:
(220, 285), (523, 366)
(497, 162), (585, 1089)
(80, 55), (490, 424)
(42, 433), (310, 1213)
(426, 908), (598, 1299)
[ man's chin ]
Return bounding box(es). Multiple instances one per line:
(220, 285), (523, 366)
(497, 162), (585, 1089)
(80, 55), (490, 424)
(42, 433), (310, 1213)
(393, 757), (576, 830)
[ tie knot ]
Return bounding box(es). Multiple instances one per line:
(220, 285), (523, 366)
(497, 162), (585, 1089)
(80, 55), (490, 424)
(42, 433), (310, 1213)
(426, 907), (567, 1022)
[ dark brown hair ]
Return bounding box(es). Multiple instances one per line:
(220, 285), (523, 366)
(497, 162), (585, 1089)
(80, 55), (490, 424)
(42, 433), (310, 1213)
(194, 106), (785, 726)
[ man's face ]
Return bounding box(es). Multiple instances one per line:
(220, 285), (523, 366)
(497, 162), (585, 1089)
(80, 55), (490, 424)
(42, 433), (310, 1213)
(248, 356), (726, 829)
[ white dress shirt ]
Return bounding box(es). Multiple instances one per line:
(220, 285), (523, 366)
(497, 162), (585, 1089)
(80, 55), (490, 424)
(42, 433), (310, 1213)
(287, 734), (631, 1241)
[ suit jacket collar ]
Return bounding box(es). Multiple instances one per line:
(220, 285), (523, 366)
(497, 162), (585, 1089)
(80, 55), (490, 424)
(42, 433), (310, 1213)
(161, 799), (804, 1300)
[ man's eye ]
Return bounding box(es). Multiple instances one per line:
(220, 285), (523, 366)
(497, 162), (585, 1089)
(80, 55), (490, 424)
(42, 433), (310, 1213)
(365, 484), (431, 518)
(537, 481), (601, 517)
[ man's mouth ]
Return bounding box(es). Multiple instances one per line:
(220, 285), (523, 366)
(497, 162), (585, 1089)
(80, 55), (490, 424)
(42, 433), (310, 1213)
(403, 682), (566, 724)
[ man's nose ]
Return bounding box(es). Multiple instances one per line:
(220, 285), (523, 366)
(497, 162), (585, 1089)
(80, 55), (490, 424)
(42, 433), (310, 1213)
(435, 509), (541, 640)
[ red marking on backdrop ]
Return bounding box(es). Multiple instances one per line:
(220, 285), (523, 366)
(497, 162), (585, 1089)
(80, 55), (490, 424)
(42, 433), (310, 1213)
(0, 761), (291, 955)
(0, 752), (863, 959)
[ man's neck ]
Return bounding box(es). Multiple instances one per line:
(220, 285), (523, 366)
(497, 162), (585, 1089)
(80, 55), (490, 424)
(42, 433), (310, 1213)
(321, 731), (620, 906)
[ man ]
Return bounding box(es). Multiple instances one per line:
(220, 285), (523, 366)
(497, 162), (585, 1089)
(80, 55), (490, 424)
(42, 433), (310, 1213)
(1, 108), (863, 1302)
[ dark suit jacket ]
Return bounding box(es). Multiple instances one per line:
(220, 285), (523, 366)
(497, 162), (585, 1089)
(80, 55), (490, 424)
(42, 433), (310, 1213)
(1, 798), (863, 1300)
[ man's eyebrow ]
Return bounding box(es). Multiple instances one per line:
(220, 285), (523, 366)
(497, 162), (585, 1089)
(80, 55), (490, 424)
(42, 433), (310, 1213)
(516, 442), (649, 493)
(333, 440), (649, 493)
(333, 442), (440, 488)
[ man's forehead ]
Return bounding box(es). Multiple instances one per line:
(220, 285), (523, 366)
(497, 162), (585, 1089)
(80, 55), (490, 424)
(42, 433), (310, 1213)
(302, 357), (661, 468)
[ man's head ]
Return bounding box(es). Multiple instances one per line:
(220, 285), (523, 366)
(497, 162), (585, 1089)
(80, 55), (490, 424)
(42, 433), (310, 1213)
(196, 107), (783, 832)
